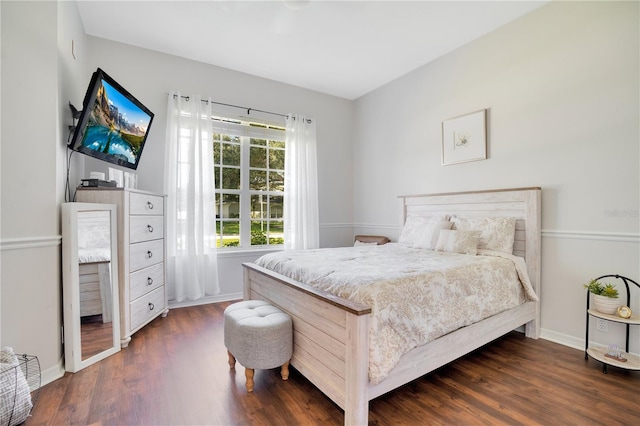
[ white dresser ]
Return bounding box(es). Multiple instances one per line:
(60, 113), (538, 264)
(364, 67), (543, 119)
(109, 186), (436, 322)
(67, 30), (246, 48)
(77, 188), (169, 347)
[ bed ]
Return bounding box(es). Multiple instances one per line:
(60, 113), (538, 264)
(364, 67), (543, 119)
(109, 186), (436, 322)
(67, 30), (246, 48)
(242, 187), (541, 425)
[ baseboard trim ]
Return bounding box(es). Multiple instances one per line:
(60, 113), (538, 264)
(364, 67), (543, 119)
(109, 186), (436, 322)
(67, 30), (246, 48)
(168, 293), (242, 309)
(216, 248), (282, 259)
(540, 328), (584, 351)
(539, 327), (638, 357)
(40, 358), (66, 388)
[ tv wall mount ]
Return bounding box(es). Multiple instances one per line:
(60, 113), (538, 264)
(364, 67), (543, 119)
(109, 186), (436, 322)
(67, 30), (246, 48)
(68, 102), (82, 132)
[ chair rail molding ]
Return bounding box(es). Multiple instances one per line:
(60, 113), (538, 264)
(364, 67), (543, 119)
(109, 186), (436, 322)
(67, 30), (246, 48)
(0, 235), (62, 251)
(319, 222), (353, 229)
(352, 223), (398, 231)
(353, 226), (640, 244)
(2, 229), (634, 251)
(542, 229), (640, 243)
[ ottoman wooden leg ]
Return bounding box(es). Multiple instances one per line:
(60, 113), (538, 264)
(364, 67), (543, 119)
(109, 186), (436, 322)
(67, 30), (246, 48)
(281, 361), (290, 381)
(227, 350), (236, 369)
(245, 368), (255, 392)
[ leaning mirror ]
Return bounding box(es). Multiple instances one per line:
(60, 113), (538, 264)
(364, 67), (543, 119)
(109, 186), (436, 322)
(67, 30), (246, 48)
(62, 202), (120, 372)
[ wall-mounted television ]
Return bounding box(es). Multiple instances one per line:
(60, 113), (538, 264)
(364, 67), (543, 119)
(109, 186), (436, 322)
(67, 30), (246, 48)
(68, 68), (154, 170)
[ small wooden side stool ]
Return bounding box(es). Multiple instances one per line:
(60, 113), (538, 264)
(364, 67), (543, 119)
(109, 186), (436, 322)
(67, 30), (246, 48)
(354, 235), (390, 245)
(223, 300), (293, 392)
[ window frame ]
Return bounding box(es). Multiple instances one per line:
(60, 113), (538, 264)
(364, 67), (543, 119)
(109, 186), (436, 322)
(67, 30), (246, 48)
(212, 116), (285, 250)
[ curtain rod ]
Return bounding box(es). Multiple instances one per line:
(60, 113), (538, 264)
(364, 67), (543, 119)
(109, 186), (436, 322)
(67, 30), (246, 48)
(170, 93), (312, 123)
(172, 93), (287, 119)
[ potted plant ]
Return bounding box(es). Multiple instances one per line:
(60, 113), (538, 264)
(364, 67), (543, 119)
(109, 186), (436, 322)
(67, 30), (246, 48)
(584, 279), (620, 314)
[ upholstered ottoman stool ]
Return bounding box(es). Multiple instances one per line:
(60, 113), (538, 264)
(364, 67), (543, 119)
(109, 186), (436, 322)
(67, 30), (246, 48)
(223, 300), (293, 392)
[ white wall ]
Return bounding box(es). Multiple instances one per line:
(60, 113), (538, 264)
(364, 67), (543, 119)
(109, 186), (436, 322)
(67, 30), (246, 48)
(353, 1), (640, 352)
(83, 37), (354, 219)
(59, 0), (89, 197)
(80, 33), (354, 300)
(0, 0), (86, 384)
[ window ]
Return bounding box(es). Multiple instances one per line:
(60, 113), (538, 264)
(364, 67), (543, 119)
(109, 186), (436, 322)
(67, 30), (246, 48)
(212, 118), (285, 248)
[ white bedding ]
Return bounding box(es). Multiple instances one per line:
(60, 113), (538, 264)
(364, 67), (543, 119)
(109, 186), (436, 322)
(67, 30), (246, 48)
(77, 212), (111, 264)
(256, 243), (538, 384)
(78, 248), (111, 264)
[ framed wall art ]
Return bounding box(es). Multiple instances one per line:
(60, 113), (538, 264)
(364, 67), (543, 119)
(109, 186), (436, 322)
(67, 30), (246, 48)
(441, 109), (487, 165)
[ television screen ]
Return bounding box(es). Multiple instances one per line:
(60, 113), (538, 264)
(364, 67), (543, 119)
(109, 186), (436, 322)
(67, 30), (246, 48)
(69, 68), (154, 170)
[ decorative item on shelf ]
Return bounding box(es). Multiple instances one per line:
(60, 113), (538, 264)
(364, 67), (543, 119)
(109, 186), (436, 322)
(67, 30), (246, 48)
(123, 171), (137, 189)
(584, 274), (639, 374)
(108, 167), (124, 188)
(617, 305), (632, 319)
(584, 278), (620, 314)
(593, 294), (621, 315)
(604, 344), (627, 362)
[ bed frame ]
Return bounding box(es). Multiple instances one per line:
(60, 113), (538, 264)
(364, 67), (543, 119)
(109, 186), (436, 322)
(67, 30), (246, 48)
(79, 261), (113, 322)
(243, 187), (541, 425)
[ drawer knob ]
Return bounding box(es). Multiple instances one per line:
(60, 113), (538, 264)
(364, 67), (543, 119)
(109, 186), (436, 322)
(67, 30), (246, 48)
(147, 277), (153, 285)
(147, 224), (154, 233)
(148, 302), (155, 311)
(147, 201), (154, 210)
(147, 250), (153, 259)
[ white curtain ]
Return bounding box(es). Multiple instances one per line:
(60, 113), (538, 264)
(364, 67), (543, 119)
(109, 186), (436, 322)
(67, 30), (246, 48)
(284, 114), (319, 250)
(164, 92), (219, 302)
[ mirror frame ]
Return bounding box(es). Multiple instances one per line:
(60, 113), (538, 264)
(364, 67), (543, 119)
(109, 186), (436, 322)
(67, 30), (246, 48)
(62, 202), (121, 372)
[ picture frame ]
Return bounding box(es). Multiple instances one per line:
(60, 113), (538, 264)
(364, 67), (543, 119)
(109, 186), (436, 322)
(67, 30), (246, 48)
(108, 167), (124, 187)
(441, 109), (487, 165)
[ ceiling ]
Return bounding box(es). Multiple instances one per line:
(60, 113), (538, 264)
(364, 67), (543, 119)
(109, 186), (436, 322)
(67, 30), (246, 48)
(77, 0), (548, 100)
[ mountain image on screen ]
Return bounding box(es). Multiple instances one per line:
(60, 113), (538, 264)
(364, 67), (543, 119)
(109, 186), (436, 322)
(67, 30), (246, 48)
(82, 80), (149, 166)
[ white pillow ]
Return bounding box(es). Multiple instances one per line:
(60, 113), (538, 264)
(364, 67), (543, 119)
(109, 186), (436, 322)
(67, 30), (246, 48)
(414, 218), (453, 249)
(451, 216), (517, 254)
(435, 229), (481, 255)
(398, 215), (447, 246)
(398, 216), (429, 245)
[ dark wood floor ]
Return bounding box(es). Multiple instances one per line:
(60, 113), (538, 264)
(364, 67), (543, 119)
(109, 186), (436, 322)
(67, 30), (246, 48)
(81, 315), (115, 360)
(26, 302), (639, 425)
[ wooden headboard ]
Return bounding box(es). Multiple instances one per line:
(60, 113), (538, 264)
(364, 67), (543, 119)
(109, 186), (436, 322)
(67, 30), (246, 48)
(398, 187), (542, 304)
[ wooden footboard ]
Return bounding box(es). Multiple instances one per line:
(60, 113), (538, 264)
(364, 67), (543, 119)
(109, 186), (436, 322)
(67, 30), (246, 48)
(243, 263), (371, 425)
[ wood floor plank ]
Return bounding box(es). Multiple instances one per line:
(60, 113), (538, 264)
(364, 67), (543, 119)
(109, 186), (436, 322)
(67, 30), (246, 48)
(24, 302), (640, 425)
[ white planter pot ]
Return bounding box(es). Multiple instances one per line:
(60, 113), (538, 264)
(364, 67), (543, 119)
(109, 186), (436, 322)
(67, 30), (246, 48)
(592, 294), (620, 315)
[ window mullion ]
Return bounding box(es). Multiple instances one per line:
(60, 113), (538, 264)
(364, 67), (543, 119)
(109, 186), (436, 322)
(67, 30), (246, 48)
(239, 136), (251, 247)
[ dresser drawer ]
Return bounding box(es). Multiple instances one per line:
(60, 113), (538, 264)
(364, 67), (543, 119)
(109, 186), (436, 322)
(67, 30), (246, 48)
(129, 215), (164, 244)
(129, 263), (164, 301)
(130, 286), (166, 331)
(129, 239), (164, 272)
(130, 192), (164, 216)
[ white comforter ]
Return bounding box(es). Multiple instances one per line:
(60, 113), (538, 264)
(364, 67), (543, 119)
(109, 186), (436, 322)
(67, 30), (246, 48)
(78, 248), (111, 264)
(255, 243), (538, 384)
